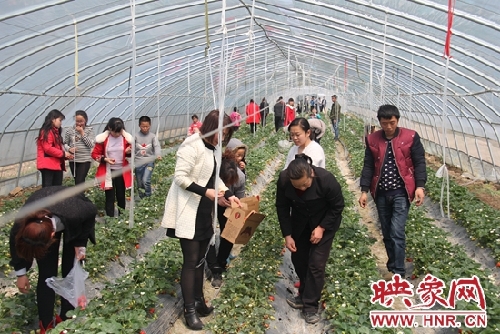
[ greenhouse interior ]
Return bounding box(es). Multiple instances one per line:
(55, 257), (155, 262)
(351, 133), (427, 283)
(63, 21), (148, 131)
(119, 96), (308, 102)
(0, 0), (499, 333)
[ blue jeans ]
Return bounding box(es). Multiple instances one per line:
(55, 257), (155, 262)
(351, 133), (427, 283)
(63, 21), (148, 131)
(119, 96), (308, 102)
(375, 194), (410, 276)
(135, 162), (154, 197)
(331, 120), (340, 139)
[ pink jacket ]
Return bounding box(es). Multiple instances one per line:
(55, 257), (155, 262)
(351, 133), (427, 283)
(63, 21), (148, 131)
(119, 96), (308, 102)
(188, 121), (203, 136)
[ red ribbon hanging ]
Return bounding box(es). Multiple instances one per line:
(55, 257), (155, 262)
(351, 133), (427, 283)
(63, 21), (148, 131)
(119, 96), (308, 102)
(444, 0), (456, 58)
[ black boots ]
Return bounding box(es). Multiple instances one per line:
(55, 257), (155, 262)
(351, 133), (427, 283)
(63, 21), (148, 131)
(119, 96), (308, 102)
(184, 303), (203, 330)
(184, 298), (214, 330)
(195, 297), (214, 317)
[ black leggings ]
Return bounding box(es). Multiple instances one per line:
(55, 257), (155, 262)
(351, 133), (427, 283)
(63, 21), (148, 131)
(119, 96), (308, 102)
(40, 169), (63, 188)
(179, 238), (210, 305)
(274, 117), (283, 132)
(249, 123), (257, 133)
(206, 213), (234, 274)
(105, 174), (126, 217)
(36, 231), (76, 328)
(69, 161), (91, 185)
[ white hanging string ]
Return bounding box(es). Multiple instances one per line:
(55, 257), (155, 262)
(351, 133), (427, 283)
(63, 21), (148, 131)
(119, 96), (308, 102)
(253, 34), (256, 134)
(380, 13), (387, 102)
(72, 18), (78, 179)
(369, 42), (374, 124)
(128, 0), (137, 228)
(207, 48), (218, 110)
(212, 0), (229, 248)
(187, 57), (191, 133)
(202, 56), (207, 119)
(156, 44), (160, 139)
(437, 56), (451, 218)
(409, 55), (414, 121)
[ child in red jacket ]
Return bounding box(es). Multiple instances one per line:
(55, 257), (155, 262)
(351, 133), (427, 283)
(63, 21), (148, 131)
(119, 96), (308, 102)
(37, 109), (74, 187)
(91, 117), (133, 217)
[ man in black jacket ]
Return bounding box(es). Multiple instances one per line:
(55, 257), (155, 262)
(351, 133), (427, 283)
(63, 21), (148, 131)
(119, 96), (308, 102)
(259, 98), (269, 127)
(273, 96), (285, 132)
(358, 105), (426, 280)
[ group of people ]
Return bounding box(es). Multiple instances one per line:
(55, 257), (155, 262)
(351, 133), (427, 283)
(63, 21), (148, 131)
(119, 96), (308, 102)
(36, 110), (163, 217)
(10, 102), (426, 331)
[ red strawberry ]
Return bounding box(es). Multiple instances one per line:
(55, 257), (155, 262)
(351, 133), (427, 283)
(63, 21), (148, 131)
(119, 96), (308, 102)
(406, 258), (413, 262)
(496, 262), (500, 268)
(268, 296), (275, 301)
(294, 281), (300, 288)
(135, 244), (140, 249)
(149, 308), (155, 314)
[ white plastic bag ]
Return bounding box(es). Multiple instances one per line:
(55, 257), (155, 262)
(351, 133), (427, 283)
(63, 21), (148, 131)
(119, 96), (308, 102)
(46, 258), (89, 308)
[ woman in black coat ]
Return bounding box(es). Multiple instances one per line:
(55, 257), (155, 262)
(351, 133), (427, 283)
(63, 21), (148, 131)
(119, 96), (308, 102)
(276, 155), (344, 324)
(9, 186), (97, 334)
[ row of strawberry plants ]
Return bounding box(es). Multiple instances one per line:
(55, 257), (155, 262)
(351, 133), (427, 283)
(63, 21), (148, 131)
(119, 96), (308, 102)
(0, 154), (178, 333)
(424, 169), (500, 262)
(0, 121), (275, 332)
(52, 121), (280, 333)
(321, 123), (405, 334)
(342, 115), (500, 332)
(206, 131), (284, 333)
(207, 122), (401, 334)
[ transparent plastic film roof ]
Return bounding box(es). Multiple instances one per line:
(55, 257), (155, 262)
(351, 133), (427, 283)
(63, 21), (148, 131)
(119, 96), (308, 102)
(0, 0), (499, 190)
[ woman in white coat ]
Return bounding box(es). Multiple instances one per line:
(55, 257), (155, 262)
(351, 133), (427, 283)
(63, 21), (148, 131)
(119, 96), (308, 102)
(162, 110), (240, 330)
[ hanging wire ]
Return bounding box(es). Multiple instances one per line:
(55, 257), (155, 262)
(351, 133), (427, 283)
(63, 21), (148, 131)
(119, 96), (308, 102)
(156, 44), (160, 140)
(71, 18), (78, 180)
(128, 0), (137, 228)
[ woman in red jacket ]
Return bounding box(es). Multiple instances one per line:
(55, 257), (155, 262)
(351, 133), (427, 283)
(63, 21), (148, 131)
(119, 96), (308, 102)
(91, 117), (133, 217)
(284, 98), (296, 127)
(245, 99), (261, 133)
(37, 109), (74, 187)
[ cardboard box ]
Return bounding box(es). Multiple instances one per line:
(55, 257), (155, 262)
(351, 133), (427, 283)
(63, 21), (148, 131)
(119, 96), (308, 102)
(220, 196), (266, 245)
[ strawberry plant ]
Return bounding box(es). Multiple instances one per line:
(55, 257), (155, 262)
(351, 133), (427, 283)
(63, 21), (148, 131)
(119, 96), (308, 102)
(425, 169), (500, 262)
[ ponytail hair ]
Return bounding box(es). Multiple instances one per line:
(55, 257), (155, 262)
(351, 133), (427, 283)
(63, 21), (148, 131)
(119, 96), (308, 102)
(15, 209), (56, 263)
(286, 154), (314, 180)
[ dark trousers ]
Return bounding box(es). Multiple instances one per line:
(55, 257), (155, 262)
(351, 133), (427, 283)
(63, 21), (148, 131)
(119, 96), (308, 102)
(40, 169), (63, 188)
(105, 174), (126, 217)
(260, 111), (266, 127)
(249, 123), (257, 133)
(206, 210), (234, 274)
(291, 228), (335, 313)
(36, 231), (75, 327)
(179, 238), (210, 305)
(274, 117), (283, 132)
(375, 194), (410, 275)
(69, 161), (91, 185)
